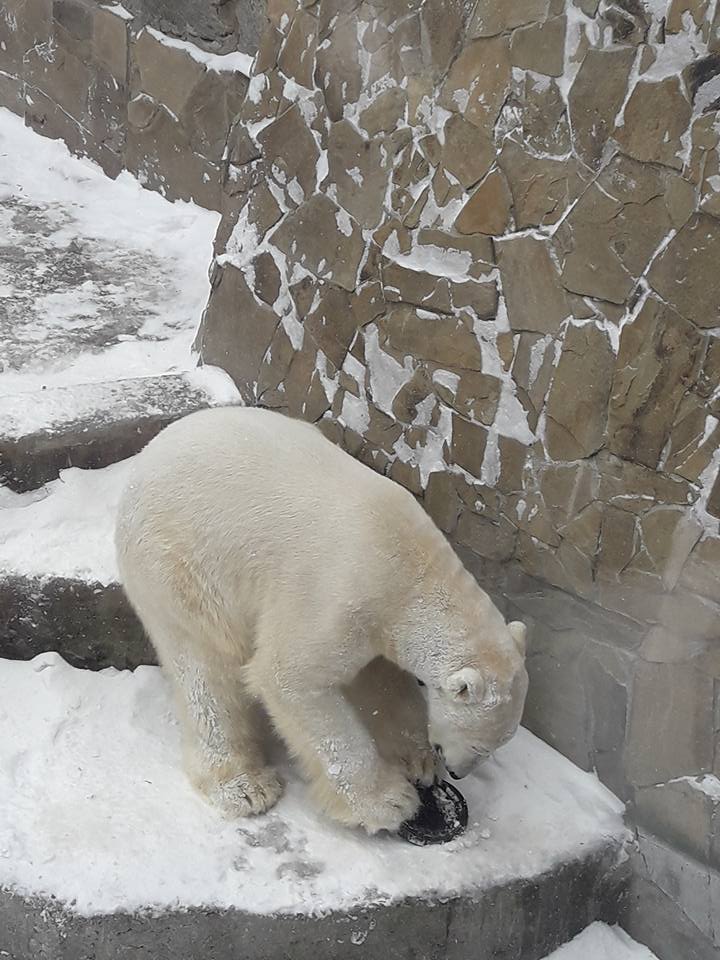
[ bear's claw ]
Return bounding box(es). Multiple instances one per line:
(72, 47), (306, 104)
(352, 765), (421, 834)
(210, 767), (284, 818)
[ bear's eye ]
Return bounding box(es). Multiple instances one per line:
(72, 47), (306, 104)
(416, 678), (426, 687)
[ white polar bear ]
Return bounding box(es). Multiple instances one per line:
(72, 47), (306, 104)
(115, 406), (528, 834)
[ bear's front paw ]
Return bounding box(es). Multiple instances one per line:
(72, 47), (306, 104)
(208, 767), (284, 818)
(351, 765), (420, 835)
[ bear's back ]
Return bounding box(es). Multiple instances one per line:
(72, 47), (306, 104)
(118, 406), (430, 596)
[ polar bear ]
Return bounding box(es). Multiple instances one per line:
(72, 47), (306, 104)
(115, 406), (528, 834)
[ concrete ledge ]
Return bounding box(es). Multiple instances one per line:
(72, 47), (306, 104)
(0, 574), (150, 669)
(1, 847), (628, 960)
(0, 374), (221, 492)
(624, 833), (720, 960)
(0, 657), (630, 959)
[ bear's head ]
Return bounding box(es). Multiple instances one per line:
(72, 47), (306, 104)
(423, 616), (528, 780)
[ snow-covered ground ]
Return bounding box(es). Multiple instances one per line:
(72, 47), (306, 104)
(0, 460), (131, 584)
(542, 922), (658, 960)
(0, 654), (627, 917)
(0, 108), (231, 404)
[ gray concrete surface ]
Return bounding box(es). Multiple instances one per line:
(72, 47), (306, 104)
(0, 846), (629, 960)
(0, 575), (150, 670)
(0, 374), (219, 491)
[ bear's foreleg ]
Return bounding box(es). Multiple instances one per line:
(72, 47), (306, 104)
(169, 651), (283, 817)
(345, 657), (437, 787)
(249, 656), (420, 834)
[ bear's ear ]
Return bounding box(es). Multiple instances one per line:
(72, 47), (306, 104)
(508, 620), (527, 656)
(446, 668), (484, 703)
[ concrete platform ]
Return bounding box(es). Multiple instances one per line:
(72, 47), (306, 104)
(0, 459), (146, 666)
(0, 370), (238, 491)
(0, 107), (239, 492)
(0, 107), (218, 385)
(0, 655), (629, 960)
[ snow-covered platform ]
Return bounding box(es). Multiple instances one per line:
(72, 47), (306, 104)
(0, 460), (150, 667)
(0, 108), (238, 493)
(0, 654), (629, 959)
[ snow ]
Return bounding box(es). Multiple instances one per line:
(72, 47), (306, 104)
(640, 22), (708, 83)
(0, 654), (627, 917)
(669, 773), (720, 802)
(431, 369), (460, 395)
(541, 922), (658, 960)
(0, 368), (237, 441)
(335, 207), (354, 237)
(144, 27), (254, 77)
(382, 232), (473, 281)
(0, 107), (238, 425)
(0, 460), (131, 585)
(394, 405), (454, 487)
(364, 324), (413, 415)
(556, 4), (600, 102)
(101, 3), (133, 19)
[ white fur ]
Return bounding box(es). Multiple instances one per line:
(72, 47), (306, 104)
(115, 407), (528, 833)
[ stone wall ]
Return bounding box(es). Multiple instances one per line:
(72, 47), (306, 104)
(0, 0), (260, 208)
(119, 0), (266, 54)
(195, 2), (720, 957)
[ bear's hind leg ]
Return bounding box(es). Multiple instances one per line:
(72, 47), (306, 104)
(168, 649), (283, 818)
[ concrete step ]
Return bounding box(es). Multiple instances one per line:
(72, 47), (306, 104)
(0, 654), (630, 960)
(0, 103), (238, 496)
(0, 371), (235, 492)
(0, 458), (149, 668)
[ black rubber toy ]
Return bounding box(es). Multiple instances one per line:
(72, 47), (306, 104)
(398, 779), (469, 846)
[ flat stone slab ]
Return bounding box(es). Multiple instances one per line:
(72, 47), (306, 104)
(0, 655), (629, 958)
(2, 856), (627, 960)
(0, 574), (150, 669)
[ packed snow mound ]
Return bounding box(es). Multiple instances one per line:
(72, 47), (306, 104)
(0, 655), (627, 917)
(543, 922), (658, 960)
